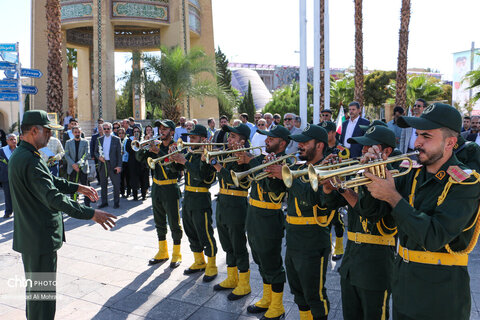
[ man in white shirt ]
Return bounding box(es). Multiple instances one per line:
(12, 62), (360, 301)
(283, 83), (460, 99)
(340, 101), (370, 158)
(399, 98), (426, 153)
(39, 136), (64, 177)
(174, 117), (188, 141)
(264, 113), (274, 130)
(250, 119), (267, 156)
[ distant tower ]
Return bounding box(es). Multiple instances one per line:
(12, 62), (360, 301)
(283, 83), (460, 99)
(31, 0), (218, 124)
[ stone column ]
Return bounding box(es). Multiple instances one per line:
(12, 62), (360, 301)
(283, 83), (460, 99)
(76, 46), (92, 122)
(384, 103), (394, 122)
(93, 0), (115, 121)
(30, 0), (48, 111)
(132, 51), (146, 120)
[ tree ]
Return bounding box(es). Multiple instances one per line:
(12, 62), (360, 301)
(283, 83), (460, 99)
(46, 0), (63, 117)
(353, 0), (364, 106)
(464, 53), (480, 104)
(215, 47), (235, 119)
(395, 0), (411, 109)
(238, 81), (256, 121)
(66, 48), (77, 117)
(364, 71), (397, 107)
(387, 75), (444, 107)
(143, 46), (233, 123)
(330, 76), (355, 116)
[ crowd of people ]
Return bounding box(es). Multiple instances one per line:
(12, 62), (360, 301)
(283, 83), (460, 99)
(4, 101), (480, 320)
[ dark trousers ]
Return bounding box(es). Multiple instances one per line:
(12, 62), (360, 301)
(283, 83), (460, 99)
(285, 247), (330, 318)
(68, 171), (91, 206)
(21, 252), (57, 320)
(341, 277), (390, 320)
(182, 206), (217, 257)
(217, 219), (249, 272)
(98, 161), (121, 206)
(1, 180), (12, 214)
(330, 210), (345, 238)
(120, 162), (130, 196)
(152, 186), (182, 242)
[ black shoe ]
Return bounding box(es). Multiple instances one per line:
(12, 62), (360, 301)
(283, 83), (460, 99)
(213, 283), (231, 291)
(332, 254), (343, 261)
(203, 274), (217, 283)
(184, 268), (205, 275)
(113, 204), (120, 209)
(148, 258), (168, 266)
(169, 261), (181, 269)
(98, 203), (108, 209)
(228, 291), (250, 301)
(247, 304), (269, 314)
(142, 196), (146, 201)
(3, 212), (12, 219)
(260, 314), (285, 320)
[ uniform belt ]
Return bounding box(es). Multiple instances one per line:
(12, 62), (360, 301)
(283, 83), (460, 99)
(398, 244), (468, 266)
(286, 215), (327, 225)
(249, 198), (282, 210)
(185, 186), (209, 193)
(153, 178), (177, 186)
(347, 231), (395, 247)
(219, 188), (248, 197)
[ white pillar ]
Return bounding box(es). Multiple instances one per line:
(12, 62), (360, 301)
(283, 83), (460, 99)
(313, 0), (321, 124)
(324, 0), (331, 112)
(299, 0), (308, 129)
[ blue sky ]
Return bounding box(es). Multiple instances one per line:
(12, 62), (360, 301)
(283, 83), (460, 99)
(1, 0), (480, 86)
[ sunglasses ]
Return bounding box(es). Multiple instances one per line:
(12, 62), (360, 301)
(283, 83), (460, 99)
(413, 104), (424, 108)
(103, 128), (111, 131)
(258, 123), (266, 126)
(113, 126), (119, 129)
(284, 118), (293, 121)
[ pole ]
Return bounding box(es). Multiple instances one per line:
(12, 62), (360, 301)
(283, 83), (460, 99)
(299, 0), (308, 129)
(324, 0), (331, 114)
(313, 0), (321, 124)
(469, 41), (475, 102)
(17, 42), (23, 124)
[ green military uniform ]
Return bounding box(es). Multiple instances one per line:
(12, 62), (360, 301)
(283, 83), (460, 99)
(454, 135), (480, 172)
(386, 104), (480, 319)
(136, 122), (184, 266)
(10, 111), (94, 320)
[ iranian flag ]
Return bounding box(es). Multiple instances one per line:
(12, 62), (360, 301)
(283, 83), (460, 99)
(336, 106), (346, 134)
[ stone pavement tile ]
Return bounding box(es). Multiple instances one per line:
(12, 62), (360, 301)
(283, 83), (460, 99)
(57, 257), (102, 278)
(55, 298), (105, 320)
(471, 310), (480, 320)
(169, 281), (217, 306)
(327, 288), (342, 310)
(187, 306), (238, 320)
(471, 280), (480, 294)
(109, 291), (164, 317)
(205, 289), (256, 314)
(143, 297), (199, 320)
(86, 266), (142, 289)
(58, 277), (105, 299)
(285, 303), (300, 320)
(137, 277), (188, 298)
(0, 304), (25, 319)
(91, 306), (143, 320)
(81, 283), (136, 307)
(472, 292), (480, 312)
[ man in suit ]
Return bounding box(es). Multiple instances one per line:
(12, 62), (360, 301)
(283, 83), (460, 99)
(90, 124), (103, 184)
(95, 122), (122, 209)
(62, 118), (84, 147)
(0, 133), (17, 218)
(10, 110), (116, 320)
(284, 113), (303, 154)
(398, 98), (426, 153)
(213, 115), (230, 145)
(340, 101), (370, 158)
(464, 116), (480, 142)
(65, 126), (91, 207)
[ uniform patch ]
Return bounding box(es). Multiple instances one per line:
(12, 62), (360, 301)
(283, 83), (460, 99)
(435, 170), (446, 180)
(423, 104), (436, 114)
(400, 159), (422, 168)
(366, 126), (376, 134)
(447, 165), (471, 182)
(303, 124), (310, 132)
(453, 143), (459, 150)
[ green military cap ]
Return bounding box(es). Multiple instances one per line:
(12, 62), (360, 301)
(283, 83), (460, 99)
(156, 119), (176, 130)
(257, 125), (291, 142)
(22, 110), (63, 130)
(290, 124), (328, 144)
(348, 125), (396, 148)
(319, 121), (336, 132)
(359, 119), (387, 131)
(224, 123), (251, 139)
(397, 103), (462, 133)
(185, 124), (208, 137)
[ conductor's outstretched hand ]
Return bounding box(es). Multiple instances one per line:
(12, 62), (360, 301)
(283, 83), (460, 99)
(92, 210), (117, 230)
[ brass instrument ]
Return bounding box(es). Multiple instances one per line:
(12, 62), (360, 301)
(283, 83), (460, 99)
(146, 149), (182, 169)
(282, 159), (360, 188)
(132, 138), (162, 152)
(204, 146), (265, 164)
(176, 138), (227, 154)
(308, 151), (419, 191)
(231, 153), (297, 187)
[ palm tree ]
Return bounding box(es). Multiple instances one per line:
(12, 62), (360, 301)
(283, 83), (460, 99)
(388, 75), (444, 107)
(143, 46), (232, 123)
(395, 0), (411, 109)
(67, 48), (77, 118)
(353, 0), (364, 106)
(330, 76), (355, 112)
(46, 0), (63, 116)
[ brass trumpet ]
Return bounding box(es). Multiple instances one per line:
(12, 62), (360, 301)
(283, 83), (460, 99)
(282, 159), (360, 188)
(146, 149), (183, 169)
(231, 153), (297, 187)
(132, 138), (161, 152)
(176, 138), (227, 153)
(308, 151), (418, 191)
(204, 146), (265, 164)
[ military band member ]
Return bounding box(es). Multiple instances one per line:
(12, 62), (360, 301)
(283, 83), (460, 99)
(211, 123), (252, 300)
(136, 120), (184, 268)
(10, 110), (116, 320)
(267, 124), (334, 320)
(454, 134), (480, 172)
(365, 104), (480, 319)
(324, 125), (398, 320)
(237, 125), (291, 320)
(170, 124), (218, 282)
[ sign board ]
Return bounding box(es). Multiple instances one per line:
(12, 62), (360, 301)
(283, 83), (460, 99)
(0, 92), (19, 101)
(20, 68), (43, 78)
(22, 85), (38, 95)
(4, 70), (16, 79)
(0, 43), (17, 52)
(0, 80), (18, 89)
(0, 61), (16, 70)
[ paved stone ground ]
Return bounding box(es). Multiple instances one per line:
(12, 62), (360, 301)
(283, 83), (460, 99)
(1, 178), (480, 320)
